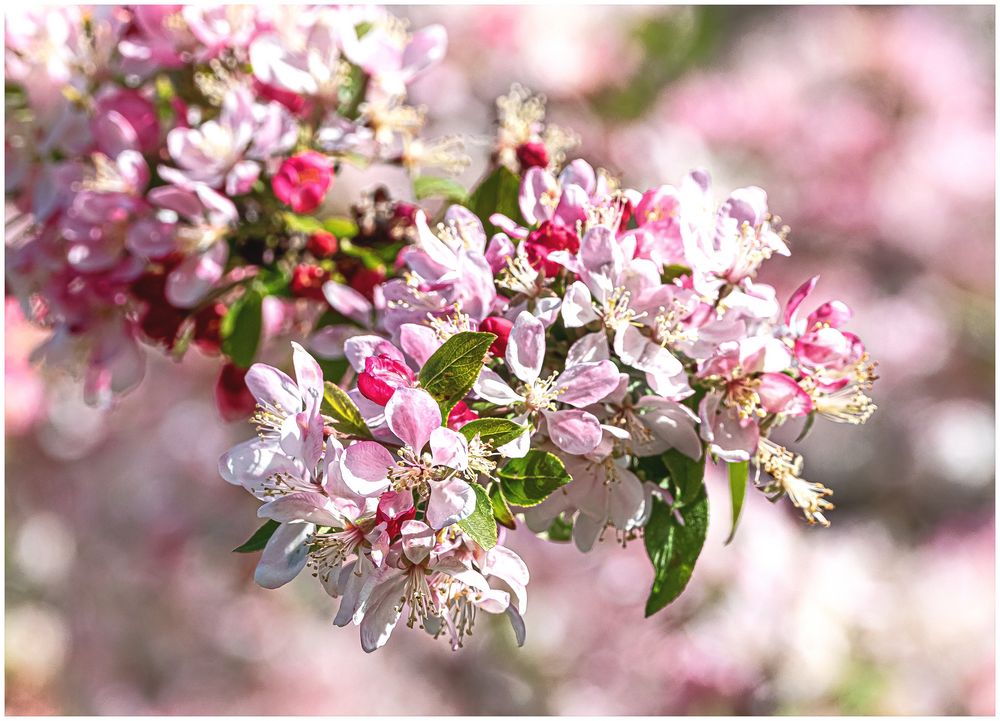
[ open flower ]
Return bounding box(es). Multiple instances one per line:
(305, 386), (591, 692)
(475, 311), (619, 455)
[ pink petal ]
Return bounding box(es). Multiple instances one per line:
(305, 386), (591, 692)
(555, 360), (620, 407)
(757, 373), (813, 416)
(430, 426), (469, 471)
(254, 522), (313, 589)
(385, 387), (442, 452)
(506, 311), (545, 383)
(340, 441), (394, 497)
(426, 477), (476, 529)
(784, 275), (819, 326)
(543, 409), (603, 455)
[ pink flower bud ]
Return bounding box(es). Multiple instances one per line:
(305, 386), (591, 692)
(480, 316), (514, 356)
(272, 151), (333, 213)
(357, 354), (416, 406)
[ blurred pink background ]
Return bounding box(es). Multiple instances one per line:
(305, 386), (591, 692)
(5, 5), (995, 714)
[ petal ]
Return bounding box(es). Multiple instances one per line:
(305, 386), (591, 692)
(339, 441), (394, 497)
(343, 335), (406, 372)
(757, 373), (813, 416)
(555, 360), (620, 407)
(322, 280), (373, 326)
(400, 520), (436, 565)
(430, 426), (469, 471)
(615, 325), (684, 376)
(245, 362), (301, 413)
(425, 477), (476, 529)
(566, 331), (609, 367)
(219, 438), (302, 497)
(399, 323), (441, 366)
(165, 242), (228, 308)
(254, 522), (314, 589)
(473, 367), (523, 405)
(784, 275), (819, 327)
(561, 281), (599, 328)
(291, 341), (324, 419)
(506, 311), (545, 383)
(543, 409), (603, 455)
(258, 492), (344, 526)
(359, 574), (407, 652)
(384, 387), (442, 452)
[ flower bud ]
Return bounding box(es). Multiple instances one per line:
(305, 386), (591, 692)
(357, 354), (416, 406)
(215, 363), (257, 422)
(480, 316), (514, 356)
(307, 230), (338, 258)
(524, 221), (580, 277)
(516, 141), (549, 170)
(290, 264), (330, 300)
(272, 151), (333, 213)
(447, 400), (479, 430)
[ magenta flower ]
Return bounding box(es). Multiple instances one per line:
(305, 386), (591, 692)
(272, 151), (334, 213)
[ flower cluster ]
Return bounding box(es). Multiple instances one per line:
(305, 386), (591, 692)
(5, 6), (454, 407)
(222, 147), (877, 650)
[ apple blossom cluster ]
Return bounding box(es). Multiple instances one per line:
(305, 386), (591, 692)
(221, 146), (878, 650)
(5, 5), (454, 407)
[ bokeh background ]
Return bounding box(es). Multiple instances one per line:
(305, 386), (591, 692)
(5, 5), (995, 715)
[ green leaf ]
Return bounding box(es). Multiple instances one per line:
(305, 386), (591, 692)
(233, 519), (279, 553)
(661, 264), (692, 284)
(725, 460), (748, 545)
(464, 166), (525, 236)
(321, 381), (372, 439)
(457, 483), (498, 550)
(663, 448), (707, 505)
(545, 515), (573, 542)
(489, 484), (517, 530)
(458, 418), (527, 448)
(221, 288), (263, 368)
(323, 217), (358, 239)
(498, 450), (572, 507)
(413, 175), (468, 203)
(418, 331), (496, 416)
(644, 491), (709, 617)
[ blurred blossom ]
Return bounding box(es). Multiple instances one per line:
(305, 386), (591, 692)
(4, 4), (994, 716)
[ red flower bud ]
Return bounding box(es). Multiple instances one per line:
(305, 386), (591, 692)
(516, 141), (549, 170)
(215, 363), (257, 422)
(524, 221), (580, 277)
(307, 230), (338, 258)
(348, 266), (386, 301)
(357, 354), (415, 406)
(479, 316), (514, 357)
(290, 264), (330, 300)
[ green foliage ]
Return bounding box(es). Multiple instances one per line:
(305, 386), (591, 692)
(662, 448), (707, 505)
(221, 287), (263, 368)
(457, 484), (498, 551)
(725, 460), (748, 545)
(546, 515), (574, 542)
(464, 166), (525, 236)
(458, 418), (527, 448)
(233, 519), (279, 553)
(498, 450), (572, 507)
(644, 490), (709, 616)
(321, 381), (372, 439)
(590, 7), (730, 121)
(418, 331), (496, 416)
(283, 212), (358, 239)
(488, 484), (517, 530)
(413, 175), (468, 204)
